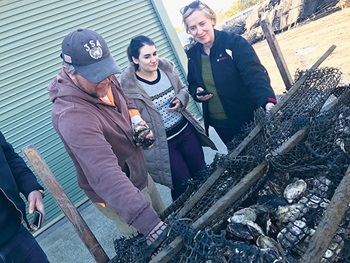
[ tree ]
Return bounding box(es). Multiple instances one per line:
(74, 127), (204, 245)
(219, 0), (261, 21)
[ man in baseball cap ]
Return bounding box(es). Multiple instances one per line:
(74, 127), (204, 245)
(48, 28), (167, 244)
(61, 28), (121, 83)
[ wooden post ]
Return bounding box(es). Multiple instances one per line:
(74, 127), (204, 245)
(261, 19), (294, 90)
(22, 145), (110, 263)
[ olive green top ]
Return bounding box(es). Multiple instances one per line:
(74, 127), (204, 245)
(201, 54), (227, 120)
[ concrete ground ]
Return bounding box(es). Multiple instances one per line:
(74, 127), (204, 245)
(37, 128), (227, 263)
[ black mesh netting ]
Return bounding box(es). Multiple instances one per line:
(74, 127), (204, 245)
(112, 67), (350, 262)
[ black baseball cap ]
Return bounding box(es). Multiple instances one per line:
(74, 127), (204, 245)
(61, 28), (121, 83)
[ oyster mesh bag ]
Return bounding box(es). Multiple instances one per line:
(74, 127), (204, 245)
(112, 68), (350, 262)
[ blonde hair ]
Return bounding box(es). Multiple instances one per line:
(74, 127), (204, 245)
(181, 1), (217, 34)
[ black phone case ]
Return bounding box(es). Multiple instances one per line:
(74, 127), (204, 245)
(196, 91), (212, 96)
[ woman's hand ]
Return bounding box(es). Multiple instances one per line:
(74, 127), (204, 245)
(168, 98), (181, 112)
(196, 87), (213, 101)
(265, 102), (275, 112)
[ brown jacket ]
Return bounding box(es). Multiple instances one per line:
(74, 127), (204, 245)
(48, 70), (160, 236)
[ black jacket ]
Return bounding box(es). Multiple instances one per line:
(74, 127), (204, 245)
(186, 29), (277, 134)
(0, 131), (43, 245)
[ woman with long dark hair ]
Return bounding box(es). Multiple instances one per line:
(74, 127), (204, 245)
(120, 35), (216, 201)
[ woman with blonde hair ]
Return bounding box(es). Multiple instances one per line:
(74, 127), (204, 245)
(181, 1), (277, 147)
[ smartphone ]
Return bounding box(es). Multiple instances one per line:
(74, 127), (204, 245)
(196, 91), (213, 96)
(30, 210), (43, 231)
(169, 98), (176, 107)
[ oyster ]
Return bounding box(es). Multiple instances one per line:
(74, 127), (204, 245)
(298, 194), (329, 210)
(311, 176), (332, 197)
(246, 220), (265, 237)
(283, 179), (307, 203)
(257, 194), (289, 209)
(227, 208), (265, 242)
(226, 222), (254, 241)
(321, 234), (344, 263)
(277, 219), (308, 250)
(228, 207), (257, 224)
(275, 203), (304, 223)
(257, 236), (285, 263)
(257, 235), (279, 249)
(133, 125), (155, 149)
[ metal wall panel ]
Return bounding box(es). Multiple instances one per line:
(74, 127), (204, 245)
(0, 0), (194, 230)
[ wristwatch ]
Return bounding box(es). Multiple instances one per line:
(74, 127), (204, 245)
(37, 189), (45, 198)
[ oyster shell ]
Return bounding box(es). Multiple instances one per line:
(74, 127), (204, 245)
(275, 203), (304, 223)
(246, 220), (265, 237)
(257, 235), (279, 249)
(283, 179), (307, 203)
(257, 194), (289, 209)
(257, 235), (286, 262)
(321, 234), (344, 262)
(226, 222), (254, 241)
(311, 176), (332, 197)
(228, 207), (257, 224)
(133, 125), (155, 149)
(299, 194), (329, 209)
(226, 221), (264, 242)
(277, 220), (308, 250)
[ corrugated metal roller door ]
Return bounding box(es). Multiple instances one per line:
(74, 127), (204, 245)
(0, 0), (188, 229)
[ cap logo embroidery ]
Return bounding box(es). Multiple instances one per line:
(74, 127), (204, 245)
(64, 54), (72, 63)
(84, 40), (103, 60)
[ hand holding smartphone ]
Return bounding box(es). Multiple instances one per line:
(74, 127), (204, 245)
(196, 90), (213, 96)
(169, 98), (177, 108)
(30, 210), (43, 231)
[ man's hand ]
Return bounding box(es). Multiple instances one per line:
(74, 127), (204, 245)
(144, 129), (155, 149)
(133, 121), (155, 149)
(27, 190), (46, 223)
(146, 221), (167, 245)
(145, 221), (168, 258)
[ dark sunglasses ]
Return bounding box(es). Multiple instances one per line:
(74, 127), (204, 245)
(180, 0), (201, 15)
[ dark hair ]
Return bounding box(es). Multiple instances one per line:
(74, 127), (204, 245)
(126, 35), (155, 69)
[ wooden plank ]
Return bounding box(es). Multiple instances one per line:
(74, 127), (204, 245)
(150, 237), (183, 263)
(272, 128), (309, 156)
(22, 145), (110, 263)
(301, 164), (350, 263)
(261, 19), (294, 90)
(193, 162), (268, 229)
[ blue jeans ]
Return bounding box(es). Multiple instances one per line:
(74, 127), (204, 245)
(0, 225), (48, 263)
(168, 123), (207, 201)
